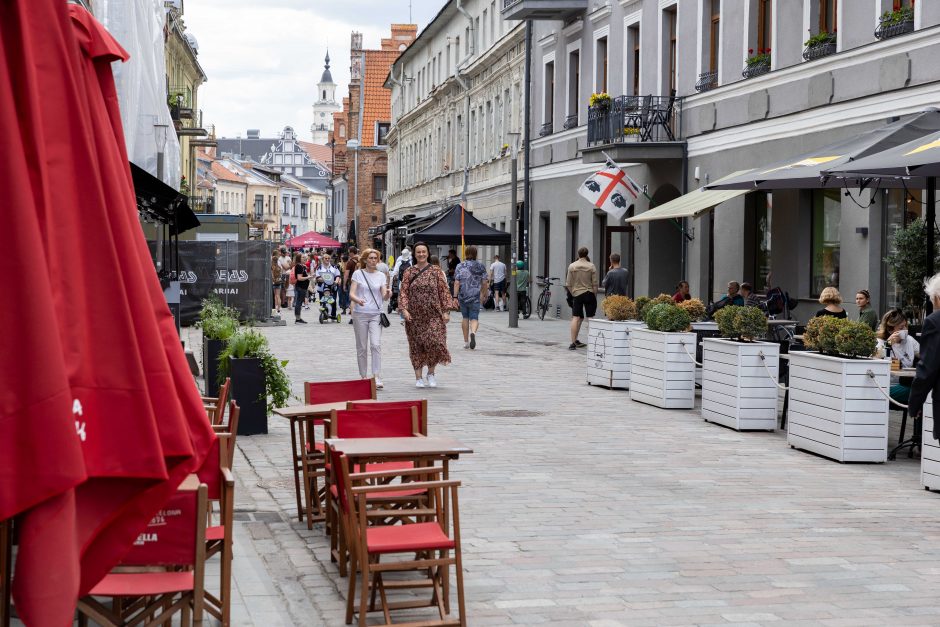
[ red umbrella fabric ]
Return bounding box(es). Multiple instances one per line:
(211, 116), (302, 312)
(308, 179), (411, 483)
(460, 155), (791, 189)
(0, 2), (215, 624)
(285, 230), (342, 248)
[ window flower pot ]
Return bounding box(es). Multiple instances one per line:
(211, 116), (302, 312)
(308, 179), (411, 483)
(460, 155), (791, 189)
(787, 352), (890, 463)
(229, 356), (268, 435)
(875, 19), (914, 40)
(802, 39), (836, 61)
(587, 319), (646, 389)
(742, 61), (770, 79)
(203, 338), (225, 397)
(628, 328), (697, 409)
(701, 338), (780, 431)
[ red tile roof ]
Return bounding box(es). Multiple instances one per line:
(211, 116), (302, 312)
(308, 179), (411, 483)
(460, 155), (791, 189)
(297, 140), (333, 167)
(211, 161), (247, 184)
(361, 48), (401, 146)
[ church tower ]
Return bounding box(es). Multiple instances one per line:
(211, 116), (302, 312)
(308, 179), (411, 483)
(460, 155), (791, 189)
(311, 51), (342, 144)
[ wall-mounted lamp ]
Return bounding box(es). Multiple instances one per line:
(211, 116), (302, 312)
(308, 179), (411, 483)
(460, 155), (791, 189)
(855, 226), (869, 237)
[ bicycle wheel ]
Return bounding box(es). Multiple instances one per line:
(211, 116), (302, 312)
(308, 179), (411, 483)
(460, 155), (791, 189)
(537, 292), (549, 320)
(522, 295), (531, 319)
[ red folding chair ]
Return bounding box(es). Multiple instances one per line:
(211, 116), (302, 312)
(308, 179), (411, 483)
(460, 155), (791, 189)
(337, 455), (466, 626)
(326, 407), (422, 576)
(204, 434), (236, 627)
(347, 399), (429, 435)
(305, 378), (377, 406)
(77, 482), (208, 627)
(202, 377), (231, 426)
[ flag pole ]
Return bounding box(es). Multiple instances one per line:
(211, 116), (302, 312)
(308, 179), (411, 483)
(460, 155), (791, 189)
(460, 203), (466, 259)
(601, 150), (654, 206)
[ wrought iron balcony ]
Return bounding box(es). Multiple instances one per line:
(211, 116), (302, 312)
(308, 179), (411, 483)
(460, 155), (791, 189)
(189, 195), (214, 214)
(694, 71), (717, 93)
(538, 122), (553, 137)
(875, 17), (914, 40)
(502, 0), (587, 21)
(742, 60), (770, 79)
(562, 114), (579, 130)
(803, 33), (837, 61)
(586, 95), (683, 145)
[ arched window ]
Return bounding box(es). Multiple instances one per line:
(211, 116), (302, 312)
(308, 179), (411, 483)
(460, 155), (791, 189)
(322, 90), (326, 100)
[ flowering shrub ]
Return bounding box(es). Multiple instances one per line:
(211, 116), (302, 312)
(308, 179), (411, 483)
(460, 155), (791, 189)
(601, 295), (638, 321)
(746, 48), (771, 66)
(589, 92), (611, 108)
(677, 298), (706, 322)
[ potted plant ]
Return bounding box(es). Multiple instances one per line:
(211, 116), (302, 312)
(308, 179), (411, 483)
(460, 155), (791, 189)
(589, 92), (612, 111)
(587, 296), (644, 389)
(885, 218), (940, 326)
(197, 296), (240, 397)
(217, 329), (292, 436)
(875, 6), (914, 39)
(803, 30), (837, 61)
(787, 317), (889, 462)
(629, 302), (696, 409)
(637, 293), (674, 321)
(701, 306), (779, 431)
(743, 48), (771, 78)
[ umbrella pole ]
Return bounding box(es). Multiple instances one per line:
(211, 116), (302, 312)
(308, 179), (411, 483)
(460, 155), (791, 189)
(1, 518), (10, 627)
(928, 177), (936, 315)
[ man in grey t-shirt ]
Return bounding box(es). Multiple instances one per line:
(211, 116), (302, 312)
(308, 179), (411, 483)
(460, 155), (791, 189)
(602, 253), (629, 297)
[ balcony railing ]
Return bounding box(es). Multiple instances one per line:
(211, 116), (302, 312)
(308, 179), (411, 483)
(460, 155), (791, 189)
(803, 33), (837, 61)
(875, 18), (914, 40)
(538, 121), (553, 137)
(742, 60), (771, 79)
(502, 0), (588, 21)
(694, 71), (717, 93)
(586, 95), (683, 146)
(189, 195), (213, 214)
(562, 114), (579, 130)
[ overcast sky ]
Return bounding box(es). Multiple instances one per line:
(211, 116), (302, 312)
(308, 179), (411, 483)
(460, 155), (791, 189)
(185, 0), (443, 139)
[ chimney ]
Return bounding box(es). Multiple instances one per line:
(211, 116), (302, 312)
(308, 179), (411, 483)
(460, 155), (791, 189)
(246, 129), (260, 139)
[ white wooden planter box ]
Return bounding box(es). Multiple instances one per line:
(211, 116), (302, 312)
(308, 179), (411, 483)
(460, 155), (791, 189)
(628, 328), (697, 409)
(586, 319), (646, 389)
(787, 352), (891, 463)
(921, 394), (939, 490)
(701, 338), (779, 431)
(691, 321), (719, 387)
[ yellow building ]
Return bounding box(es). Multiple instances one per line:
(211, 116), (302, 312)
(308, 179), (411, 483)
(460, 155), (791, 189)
(165, 2), (209, 195)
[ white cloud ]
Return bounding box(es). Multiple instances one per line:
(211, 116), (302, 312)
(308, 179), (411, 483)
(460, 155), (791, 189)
(184, 0), (443, 138)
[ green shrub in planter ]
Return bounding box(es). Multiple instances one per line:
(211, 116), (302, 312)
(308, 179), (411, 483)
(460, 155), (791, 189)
(713, 304), (766, 340)
(803, 316), (848, 355)
(644, 302), (691, 332)
(634, 296), (651, 319)
(197, 296), (240, 341)
(678, 298), (707, 322)
(601, 295), (638, 321)
(218, 329), (293, 413)
(713, 305), (740, 338)
(639, 293), (674, 321)
(835, 321), (877, 358)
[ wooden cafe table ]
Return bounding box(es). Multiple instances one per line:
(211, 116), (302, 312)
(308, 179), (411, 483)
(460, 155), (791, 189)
(325, 436), (472, 612)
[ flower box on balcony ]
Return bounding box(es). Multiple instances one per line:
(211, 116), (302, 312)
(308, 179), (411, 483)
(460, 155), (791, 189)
(875, 18), (914, 40)
(742, 61), (770, 79)
(802, 33), (837, 61)
(694, 71), (717, 93)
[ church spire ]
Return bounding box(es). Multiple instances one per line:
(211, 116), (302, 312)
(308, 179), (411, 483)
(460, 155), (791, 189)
(319, 50), (334, 85)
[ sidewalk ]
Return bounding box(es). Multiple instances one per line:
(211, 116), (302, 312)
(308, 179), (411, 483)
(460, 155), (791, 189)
(180, 310), (940, 625)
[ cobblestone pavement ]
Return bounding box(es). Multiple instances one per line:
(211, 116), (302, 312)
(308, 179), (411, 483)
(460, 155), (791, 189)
(182, 308), (940, 626)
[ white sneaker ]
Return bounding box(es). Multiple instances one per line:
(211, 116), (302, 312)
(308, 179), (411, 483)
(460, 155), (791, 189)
(415, 379), (426, 388)
(375, 378), (384, 389)
(427, 374), (437, 388)
(464, 342), (470, 349)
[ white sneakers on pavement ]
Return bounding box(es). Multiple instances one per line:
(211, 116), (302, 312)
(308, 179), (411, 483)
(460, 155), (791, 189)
(427, 374), (437, 388)
(415, 379), (426, 388)
(375, 378), (384, 389)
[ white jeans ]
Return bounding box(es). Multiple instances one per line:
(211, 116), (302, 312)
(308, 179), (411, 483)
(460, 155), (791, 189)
(352, 312), (382, 378)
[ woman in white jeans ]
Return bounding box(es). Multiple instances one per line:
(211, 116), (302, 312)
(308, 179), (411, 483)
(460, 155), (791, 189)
(349, 248), (390, 388)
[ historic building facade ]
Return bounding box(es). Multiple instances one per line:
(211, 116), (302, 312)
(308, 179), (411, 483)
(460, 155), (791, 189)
(311, 52), (343, 145)
(385, 1), (526, 261)
(519, 0), (940, 319)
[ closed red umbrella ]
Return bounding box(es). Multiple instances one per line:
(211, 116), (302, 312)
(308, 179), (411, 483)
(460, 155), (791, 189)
(1, 2), (215, 624)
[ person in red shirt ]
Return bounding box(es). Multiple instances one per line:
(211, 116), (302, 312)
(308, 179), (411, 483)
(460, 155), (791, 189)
(673, 280), (691, 303)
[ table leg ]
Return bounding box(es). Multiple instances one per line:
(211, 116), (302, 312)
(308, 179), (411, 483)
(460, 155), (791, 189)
(307, 419), (325, 521)
(442, 459), (450, 615)
(289, 419), (303, 522)
(297, 420), (314, 530)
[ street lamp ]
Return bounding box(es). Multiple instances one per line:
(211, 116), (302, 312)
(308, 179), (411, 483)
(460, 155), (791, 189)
(507, 132), (521, 328)
(347, 138), (361, 246)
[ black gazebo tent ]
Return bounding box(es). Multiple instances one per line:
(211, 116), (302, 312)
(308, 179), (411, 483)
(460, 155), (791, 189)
(406, 204), (511, 246)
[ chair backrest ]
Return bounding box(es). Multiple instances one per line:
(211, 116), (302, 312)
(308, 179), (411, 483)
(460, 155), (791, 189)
(346, 399), (428, 435)
(121, 483), (208, 568)
(222, 401), (240, 462)
(211, 378), (231, 426)
(304, 378), (376, 404)
(329, 407), (419, 439)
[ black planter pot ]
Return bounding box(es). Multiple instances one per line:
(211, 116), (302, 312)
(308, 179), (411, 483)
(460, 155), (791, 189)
(229, 356), (267, 435)
(203, 338), (225, 397)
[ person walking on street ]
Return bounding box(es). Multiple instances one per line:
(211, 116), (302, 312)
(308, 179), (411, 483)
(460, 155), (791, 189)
(343, 248), (360, 322)
(453, 245), (489, 349)
(602, 253), (629, 297)
(445, 248), (460, 293)
(400, 242), (453, 388)
(489, 254), (508, 311)
(292, 252), (310, 324)
(349, 248), (390, 388)
(566, 247), (597, 350)
(278, 247), (293, 311)
(907, 273), (940, 441)
(390, 248), (412, 319)
(516, 260), (530, 313)
(271, 251), (282, 315)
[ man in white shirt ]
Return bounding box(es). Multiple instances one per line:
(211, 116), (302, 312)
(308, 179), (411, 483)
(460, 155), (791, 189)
(489, 255), (508, 312)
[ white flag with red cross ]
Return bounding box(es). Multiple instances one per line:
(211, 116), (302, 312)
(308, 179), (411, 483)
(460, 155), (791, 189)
(577, 160), (642, 220)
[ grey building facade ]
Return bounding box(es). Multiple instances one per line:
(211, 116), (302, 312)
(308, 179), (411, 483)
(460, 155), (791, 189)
(519, 0), (940, 321)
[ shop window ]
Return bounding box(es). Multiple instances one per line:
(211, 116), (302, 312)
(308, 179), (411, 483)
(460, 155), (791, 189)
(811, 189), (841, 297)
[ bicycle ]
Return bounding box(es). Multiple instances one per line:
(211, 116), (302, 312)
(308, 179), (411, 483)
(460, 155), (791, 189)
(535, 276), (560, 320)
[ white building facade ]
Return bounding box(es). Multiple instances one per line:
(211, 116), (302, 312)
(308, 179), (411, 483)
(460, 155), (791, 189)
(311, 52), (342, 145)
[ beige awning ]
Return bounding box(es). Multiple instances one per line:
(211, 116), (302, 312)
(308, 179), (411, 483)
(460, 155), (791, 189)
(625, 170), (754, 223)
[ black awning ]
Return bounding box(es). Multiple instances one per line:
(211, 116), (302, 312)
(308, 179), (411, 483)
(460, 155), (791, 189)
(131, 162), (200, 235)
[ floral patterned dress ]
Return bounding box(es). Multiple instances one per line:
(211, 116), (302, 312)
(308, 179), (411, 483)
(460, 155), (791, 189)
(399, 263), (453, 371)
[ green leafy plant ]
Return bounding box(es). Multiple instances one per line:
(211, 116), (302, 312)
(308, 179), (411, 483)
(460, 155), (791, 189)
(714, 304), (768, 341)
(644, 302), (691, 333)
(804, 31), (836, 47)
(217, 329), (293, 414)
(197, 295), (240, 341)
(678, 298), (707, 322)
(803, 316), (848, 355)
(884, 218), (940, 323)
(639, 293), (674, 321)
(601, 295), (638, 321)
(880, 6), (913, 25)
(634, 296), (651, 318)
(623, 127), (641, 136)
(713, 305), (741, 339)
(835, 321), (877, 358)
(589, 92), (611, 109)
(745, 48), (771, 66)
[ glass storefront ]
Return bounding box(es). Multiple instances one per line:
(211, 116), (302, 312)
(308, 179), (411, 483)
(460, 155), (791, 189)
(754, 192), (772, 292)
(811, 189), (841, 297)
(882, 188), (924, 310)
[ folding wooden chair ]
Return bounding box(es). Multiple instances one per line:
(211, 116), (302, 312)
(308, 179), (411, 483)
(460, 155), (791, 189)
(204, 435), (236, 627)
(347, 399), (429, 435)
(202, 377), (231, 426)
(326, 407), (423, 576)
(305, 378), (377, 406)
(77, 483), (208, 627)
(337, 456), (466, 626)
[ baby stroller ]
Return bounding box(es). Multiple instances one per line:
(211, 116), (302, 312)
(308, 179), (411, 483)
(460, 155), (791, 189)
(317, 272), (341, 323)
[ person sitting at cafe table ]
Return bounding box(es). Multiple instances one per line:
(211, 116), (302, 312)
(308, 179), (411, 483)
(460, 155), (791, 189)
(877, 308), (920, 404)
(724, 281), (745, 306)
(856, 289), (879, 330)
(672, 280), (691, 303)
(740, 282), (762, 308)
(814, 286), (847, 319)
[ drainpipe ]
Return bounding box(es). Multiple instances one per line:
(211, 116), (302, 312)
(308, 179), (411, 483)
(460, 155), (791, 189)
(523, 20), (531, 264)
(387, 64), (406, 195)
(455, 0), (475, 210)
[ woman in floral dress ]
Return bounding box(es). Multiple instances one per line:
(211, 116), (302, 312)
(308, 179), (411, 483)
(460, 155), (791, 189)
(399, 242), (453, 388)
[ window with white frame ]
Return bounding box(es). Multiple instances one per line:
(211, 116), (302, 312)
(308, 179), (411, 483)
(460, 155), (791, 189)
(566, 46), (580, 124)
(595, 35), (608, 94)
(626, 23), (640, 96)
(543, 59), (554, 126)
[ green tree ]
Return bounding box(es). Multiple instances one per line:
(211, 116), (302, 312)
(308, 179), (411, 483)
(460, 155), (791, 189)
(884, 218), (940, 323)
